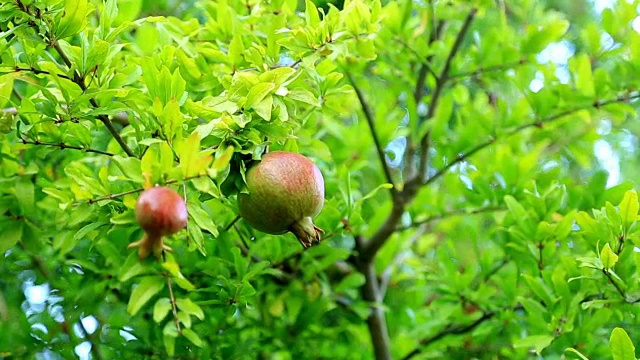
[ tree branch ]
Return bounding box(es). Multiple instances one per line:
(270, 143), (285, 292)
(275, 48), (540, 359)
(6, 66), (74, 81)
(358, 199), (405, 263)
(13, 3), (136, 157)
(79, 173), (210, 205)
(346, 72), (396, 192)
(355, 235), (392, 360)
(165, 276), (181, 334)
(423, 91), (640, 186)
(447, 58), (527, 80)
(396, 205), (505, 231)
(401, 311), (496, 360)
(405, 20), (446, 180)
(416, 8), (478, 183)
(20, 138), (115, 156)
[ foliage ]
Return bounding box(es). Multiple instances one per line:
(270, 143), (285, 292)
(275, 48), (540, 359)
(1, 0), (640, 359)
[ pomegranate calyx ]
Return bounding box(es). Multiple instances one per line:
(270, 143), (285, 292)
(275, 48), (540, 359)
(290, 217), (324, 248)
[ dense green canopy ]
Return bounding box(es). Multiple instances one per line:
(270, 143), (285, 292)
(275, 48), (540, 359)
(1, 0), (640, 359)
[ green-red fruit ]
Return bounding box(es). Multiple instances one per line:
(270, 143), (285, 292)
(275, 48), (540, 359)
(129, 186), (188, 259)
(238, 151), (325, 248)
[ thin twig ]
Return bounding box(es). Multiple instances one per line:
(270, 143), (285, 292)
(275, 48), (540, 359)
(20, 138), (115, 156)
(401, 311), (496, 360)
(405, 20), (446, 180)
(166, 276), (181, 334)
(80, 173), (209, 205)
(13, 3), (136, 157)
(447, 58), (527, 80)
(416, 8), (478, 183)
(346, 72), (396, 192)
(8, 66), (73, 81)
(223, 215), (241, 232)
(396, 205), (505, 231)
(423, 91), (640, 186)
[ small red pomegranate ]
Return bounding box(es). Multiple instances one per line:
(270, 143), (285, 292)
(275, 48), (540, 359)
(128, 186), (188, 259)
(238, 151), (325, 248)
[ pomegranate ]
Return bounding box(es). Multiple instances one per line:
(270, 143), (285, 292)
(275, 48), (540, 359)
(238, 151), (325, 248)
(128, 186), (188, 259)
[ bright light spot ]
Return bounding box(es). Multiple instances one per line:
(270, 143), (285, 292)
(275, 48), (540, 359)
(24, 283), (49, 305)
(597, 119), (612, 135)
(537, 41), (574, 65)
(634, 246), (640, 252)
(592, 0), (616, 14)
(542, 160), (559, 171)
(529, 79), (544, 93)
(75, 341), (92, 360)
(81, 315), (98, 335)
(633, 16), (640, 33)
(120, 328), (138, 341)
(600, 32), (615, 50)
(386, 137), (406, 168)
(594, 140), (620, 187)
(31, 323), (48, 335)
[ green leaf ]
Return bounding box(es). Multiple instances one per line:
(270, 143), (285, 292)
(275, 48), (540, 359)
(176, 298), (204, 320)
(54, 0), (90, 39)
(253, 95), (273, 121)
(286, 89), (320, 106)
(610, 327), (636, 360)
(245, 83), (276, 110)
(119, 253), (151, 282)
(334, 273), (366, 293)
(163, 323), (177, 356)
(0, 221), (23, 254)
(600, 243), (619, 270)
(305, 0), (320, 27)
(229, 34), (244, 66)
(521, 274), (555, 307)
(153, 298), (172, 323)
(176, 132), (213, 178)
(187, 203), (218, 237)
(127, 276), (165, 316)
(15, 177), (35, 215)
(182, 328), (204, 348)
(113, 156), (144, 184)
(619, 190), (638, 234)
(513, 335), (555, 354)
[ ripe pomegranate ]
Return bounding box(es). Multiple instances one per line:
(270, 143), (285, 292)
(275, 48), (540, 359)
(238, 151), (325, 248)
(128, 186), (188, 259)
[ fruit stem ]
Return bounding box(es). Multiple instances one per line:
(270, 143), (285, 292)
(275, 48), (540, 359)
(290, 217), (324, 248)
(128, 233), (172, 259)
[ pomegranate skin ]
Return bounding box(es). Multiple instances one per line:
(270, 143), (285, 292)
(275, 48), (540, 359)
(129, 186), (188, 259)
(238, 151), (325, 248)
(135, 187), (188, 236)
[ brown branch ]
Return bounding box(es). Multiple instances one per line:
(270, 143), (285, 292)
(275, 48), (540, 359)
(355, 235), (392, 360)
(346, 72), (396, 192)
(416, 8), (478, 184)
(20, 138), (115, 156)
(358, 199), (405, 263)
(423, 91), (640, 186)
